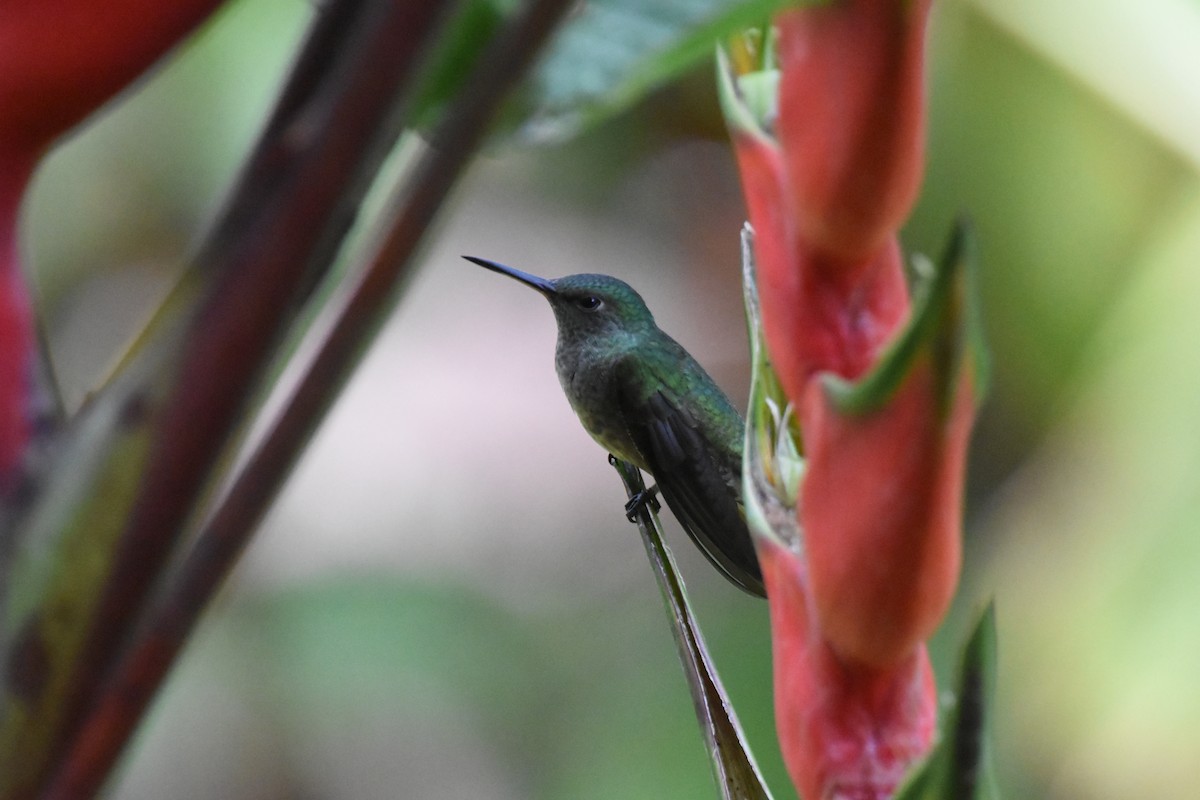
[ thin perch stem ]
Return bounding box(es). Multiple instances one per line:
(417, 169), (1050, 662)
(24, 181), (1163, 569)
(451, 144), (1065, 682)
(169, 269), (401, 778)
(609, 456), (773, 800)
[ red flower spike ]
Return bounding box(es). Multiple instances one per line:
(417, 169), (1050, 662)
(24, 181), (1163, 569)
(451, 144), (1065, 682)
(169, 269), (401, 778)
(720, 0), (955, 666)
(728, 0), (986, 794)
(0, 0), (224, 481)
(741, 218), (981, 797)
(726, 0), (961, 669)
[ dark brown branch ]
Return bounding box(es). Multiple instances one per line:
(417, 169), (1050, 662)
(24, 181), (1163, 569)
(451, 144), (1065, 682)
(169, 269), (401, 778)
(42, 0), (575, 797)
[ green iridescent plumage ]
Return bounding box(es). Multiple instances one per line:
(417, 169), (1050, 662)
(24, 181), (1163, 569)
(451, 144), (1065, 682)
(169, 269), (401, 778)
(466, 256), (763, 597)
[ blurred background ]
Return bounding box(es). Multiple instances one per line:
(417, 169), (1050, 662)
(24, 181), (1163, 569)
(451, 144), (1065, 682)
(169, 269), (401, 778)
(22, 0), (1200, 797)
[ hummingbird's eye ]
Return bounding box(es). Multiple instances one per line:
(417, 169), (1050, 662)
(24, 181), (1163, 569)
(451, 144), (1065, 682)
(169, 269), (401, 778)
(577, 295), (602, 310)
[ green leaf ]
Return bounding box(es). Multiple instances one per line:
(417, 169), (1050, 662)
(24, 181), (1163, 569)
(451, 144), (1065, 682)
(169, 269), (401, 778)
(896, 603), (1001, 800)
(824, 217), (990, 416)
(517, 0), (808, 142)
(610, 457), (775, 800)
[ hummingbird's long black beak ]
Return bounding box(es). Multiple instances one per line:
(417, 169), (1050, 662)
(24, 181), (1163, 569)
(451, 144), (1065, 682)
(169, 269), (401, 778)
(463, 256), (556, 296)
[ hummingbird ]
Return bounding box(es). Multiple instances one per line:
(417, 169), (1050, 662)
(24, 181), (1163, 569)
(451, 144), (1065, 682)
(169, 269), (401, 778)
(464, 255), (764, 598)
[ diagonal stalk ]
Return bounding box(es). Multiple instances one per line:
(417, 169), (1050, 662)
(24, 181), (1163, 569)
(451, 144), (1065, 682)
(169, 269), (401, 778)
(611, 456), (774, 800)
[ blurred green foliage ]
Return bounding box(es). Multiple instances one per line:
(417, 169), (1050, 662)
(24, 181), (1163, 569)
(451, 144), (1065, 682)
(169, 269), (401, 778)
(20, 0), (1200, 797)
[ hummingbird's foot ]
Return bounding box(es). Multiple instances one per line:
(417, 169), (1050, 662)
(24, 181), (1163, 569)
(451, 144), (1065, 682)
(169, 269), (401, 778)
(624, 484), (661, 522)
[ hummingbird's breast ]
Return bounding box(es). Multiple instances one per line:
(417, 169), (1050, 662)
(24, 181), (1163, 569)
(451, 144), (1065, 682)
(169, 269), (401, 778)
(554, 337), (645, 468)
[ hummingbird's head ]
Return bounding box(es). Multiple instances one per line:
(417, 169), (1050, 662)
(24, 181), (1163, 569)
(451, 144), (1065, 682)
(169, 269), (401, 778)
(464, 257), (656, 340)
(546, 273), (655, 336)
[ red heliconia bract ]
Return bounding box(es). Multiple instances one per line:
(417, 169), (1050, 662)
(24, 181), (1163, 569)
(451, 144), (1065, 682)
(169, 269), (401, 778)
(760, 539), (936, 800)
(0, 0), (224, 482)
(726, 0), (980, 797)
(774, 0), (929, 267)
(801, 360), (974, 669)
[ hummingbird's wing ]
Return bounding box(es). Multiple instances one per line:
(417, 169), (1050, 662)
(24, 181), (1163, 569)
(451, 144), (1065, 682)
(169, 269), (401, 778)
(615, 361), (765, 597)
